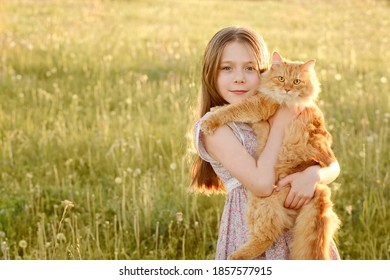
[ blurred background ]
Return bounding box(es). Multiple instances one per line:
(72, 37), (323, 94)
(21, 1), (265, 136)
(0, 0), (389, 259)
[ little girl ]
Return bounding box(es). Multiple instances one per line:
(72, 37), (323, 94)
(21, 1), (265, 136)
(191, 26), (340, 259)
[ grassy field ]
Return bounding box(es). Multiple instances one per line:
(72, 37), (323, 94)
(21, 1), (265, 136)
(0, 0), (389, 260)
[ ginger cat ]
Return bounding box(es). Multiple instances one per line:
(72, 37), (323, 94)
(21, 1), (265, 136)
(201, 52), (340, 260)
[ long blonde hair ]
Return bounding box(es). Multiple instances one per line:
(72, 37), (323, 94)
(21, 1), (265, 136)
(191, 26), (270, 193)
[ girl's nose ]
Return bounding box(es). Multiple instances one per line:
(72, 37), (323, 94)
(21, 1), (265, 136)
(234, 71), (245, 84)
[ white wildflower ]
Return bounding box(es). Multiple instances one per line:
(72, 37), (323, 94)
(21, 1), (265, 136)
(61, 200), (74, 208)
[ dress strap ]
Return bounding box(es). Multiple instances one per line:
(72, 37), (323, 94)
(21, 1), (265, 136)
(224, 177), (242, 193)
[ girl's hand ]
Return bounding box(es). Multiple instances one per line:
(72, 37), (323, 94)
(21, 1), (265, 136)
(275, 165), (321, 209)
(268, 105), (303, 128)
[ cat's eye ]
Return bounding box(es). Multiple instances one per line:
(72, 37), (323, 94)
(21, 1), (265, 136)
(293, 79), (301, 85)
(278, 76), (285, 82)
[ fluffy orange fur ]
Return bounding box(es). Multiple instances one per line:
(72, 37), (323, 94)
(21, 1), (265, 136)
(201, 52), (340, 260)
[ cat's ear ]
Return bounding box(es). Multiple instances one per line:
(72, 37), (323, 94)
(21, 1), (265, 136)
(302, 60), (316, 71)
(271, 52), (283, 68)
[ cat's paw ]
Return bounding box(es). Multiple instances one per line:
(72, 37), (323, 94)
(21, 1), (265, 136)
(200, 117), (221, 135)
(210, 105), (223, 112)
(227, 252), (246, 260)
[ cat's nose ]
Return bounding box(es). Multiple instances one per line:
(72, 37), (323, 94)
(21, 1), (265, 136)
(285, 88), (291, 93)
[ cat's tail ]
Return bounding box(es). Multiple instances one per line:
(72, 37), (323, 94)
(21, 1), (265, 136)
(290, 184), (341, 260)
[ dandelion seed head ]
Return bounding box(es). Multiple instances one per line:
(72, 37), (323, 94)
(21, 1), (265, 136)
(176, 212), (183, 223)
(380, 77), (388, 84)
(366, 135), (375, 142)
(56, 233), (66, 243)
(334, 73), (342, 81)
(0, 231), (5, 238)
(1, 241), (8, 251)
(114, 177), (123, 184)
(18, 240), (27, 249)
(170, 163), (177, 170)
(133, 168), (141, 177)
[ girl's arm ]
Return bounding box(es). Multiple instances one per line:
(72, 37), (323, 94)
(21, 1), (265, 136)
(275, 160), (340, 209)
(203, 106), (299, 197)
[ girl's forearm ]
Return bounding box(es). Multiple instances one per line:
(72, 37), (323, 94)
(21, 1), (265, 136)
(302, 160), (340, 186)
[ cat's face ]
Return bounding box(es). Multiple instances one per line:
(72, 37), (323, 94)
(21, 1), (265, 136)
(259, 52), (320, 107)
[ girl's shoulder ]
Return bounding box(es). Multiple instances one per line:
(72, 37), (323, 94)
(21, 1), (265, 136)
(193, 111), (254, 163)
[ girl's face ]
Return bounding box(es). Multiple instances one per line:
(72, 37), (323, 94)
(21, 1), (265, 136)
(217, 41), (260, 104)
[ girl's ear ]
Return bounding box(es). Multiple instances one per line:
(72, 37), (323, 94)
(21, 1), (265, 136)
(302, 60), (316, 71)
(271, 52), (283, 69)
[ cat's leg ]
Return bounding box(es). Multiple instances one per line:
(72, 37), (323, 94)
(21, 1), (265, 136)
(251, 121), (270, 158)
(201, 95), (278, 135)
(229, 190), (296, 260)
(290, 184), (340, 259)
(228, 236), (273, 260)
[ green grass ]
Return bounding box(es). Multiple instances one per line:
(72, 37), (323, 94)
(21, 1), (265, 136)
(0, 0), (389, 259)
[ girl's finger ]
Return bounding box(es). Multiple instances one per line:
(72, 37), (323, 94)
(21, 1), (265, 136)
(294, 199), (306, 210)
(277, 175), (292, 190)
(285, 194), (299, 208)
(289, 196), (301, 209)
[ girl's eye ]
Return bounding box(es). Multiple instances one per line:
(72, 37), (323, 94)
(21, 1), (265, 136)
(293, 79), (301, 85)
(246, 66), (254, 71)
(278, 76), (285, 82)
(221, 66), (232, 71)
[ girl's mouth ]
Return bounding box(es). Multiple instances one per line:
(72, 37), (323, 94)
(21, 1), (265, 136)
(230, 90), (248, 95)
